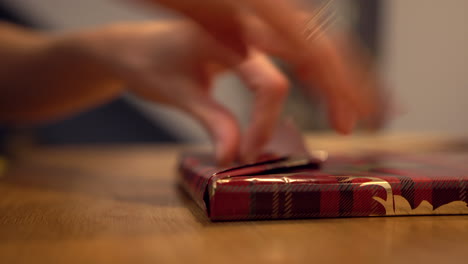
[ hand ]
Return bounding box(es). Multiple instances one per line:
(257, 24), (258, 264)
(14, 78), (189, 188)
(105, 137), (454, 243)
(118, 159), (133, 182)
(0, 17), (383, 166)
(132, 0), (382, 151)
(69, 21), (289, 165)
(64, 16), (383, 165)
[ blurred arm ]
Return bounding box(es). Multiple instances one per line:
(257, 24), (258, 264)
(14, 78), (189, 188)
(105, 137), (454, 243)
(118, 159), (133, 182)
(0, 22), (123, 124)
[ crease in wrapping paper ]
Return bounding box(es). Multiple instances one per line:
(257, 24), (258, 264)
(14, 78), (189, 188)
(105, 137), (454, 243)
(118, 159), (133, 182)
(179, 120), (468, 220)
(210, 120), (329, 216)
(179, 119), (325, 215)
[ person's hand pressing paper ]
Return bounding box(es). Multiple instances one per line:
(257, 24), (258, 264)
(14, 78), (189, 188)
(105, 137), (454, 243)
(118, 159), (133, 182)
(69, 22), (288, 166)
(0, 0), (385, 167)
(0, 21), (289, 166)
(134, 0), (383, 160)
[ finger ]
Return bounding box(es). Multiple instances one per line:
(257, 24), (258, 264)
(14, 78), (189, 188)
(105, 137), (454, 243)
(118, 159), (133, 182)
(193, 23), (250, 71)
(333, 34), (383, 126)
(242, 13), (374, 132)
(134, 0), (248, 61)
(185, 94), (241, 167)
(243, 8), (377, 122)
(294, 35), (378, 136)
(245, 0), (308, 59)
(326, 97), (357, 135)
(235, 50), (289, 163)
(130, 76), (241, 166)
(134, 0), (310, 64)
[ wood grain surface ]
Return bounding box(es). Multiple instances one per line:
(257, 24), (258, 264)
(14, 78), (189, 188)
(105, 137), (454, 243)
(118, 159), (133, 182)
(1, 134), (467, 264)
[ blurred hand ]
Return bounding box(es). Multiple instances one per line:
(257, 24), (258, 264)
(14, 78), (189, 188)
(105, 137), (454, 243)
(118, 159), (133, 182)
(0, 8), (383, 165)
(68, 10), (383, 164)
(130, 0), (381, 155)
(68, 21), (289, 165)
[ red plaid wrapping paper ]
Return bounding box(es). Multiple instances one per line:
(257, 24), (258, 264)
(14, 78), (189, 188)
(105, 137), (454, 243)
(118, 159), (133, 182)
(179, 152), (468, 221)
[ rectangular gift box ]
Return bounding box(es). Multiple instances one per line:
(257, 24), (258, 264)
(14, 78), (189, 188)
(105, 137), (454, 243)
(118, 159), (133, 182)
(179, 152), (468, 221)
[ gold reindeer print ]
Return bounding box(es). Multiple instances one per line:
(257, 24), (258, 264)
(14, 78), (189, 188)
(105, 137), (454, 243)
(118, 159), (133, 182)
(341, 176), (468, 216)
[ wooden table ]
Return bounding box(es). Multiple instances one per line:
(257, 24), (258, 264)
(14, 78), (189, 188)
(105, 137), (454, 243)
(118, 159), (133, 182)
(1, 134), (467, 264)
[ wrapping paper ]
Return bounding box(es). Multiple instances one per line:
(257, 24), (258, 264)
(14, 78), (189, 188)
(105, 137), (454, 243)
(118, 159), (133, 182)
(179, 121), (468, 221)
(179, 152), (468, 221)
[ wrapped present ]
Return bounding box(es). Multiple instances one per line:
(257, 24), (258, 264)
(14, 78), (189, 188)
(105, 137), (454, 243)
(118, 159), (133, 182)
(179, 152), (468, 221)
(179, 121), (468, 221)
